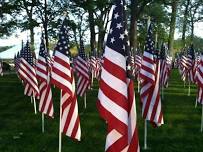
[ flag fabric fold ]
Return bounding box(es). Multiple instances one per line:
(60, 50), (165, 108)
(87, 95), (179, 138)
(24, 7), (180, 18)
(75, 39), (90, 97)
(18, 41), (39, 98)
(36, 34), (54, 117)
(97, 1), (139, 151)
(140, 23), (164, 127)
(51, 19), (81, 141)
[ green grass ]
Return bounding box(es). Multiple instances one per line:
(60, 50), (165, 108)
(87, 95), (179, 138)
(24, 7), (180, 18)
(0, 70), (203, 152)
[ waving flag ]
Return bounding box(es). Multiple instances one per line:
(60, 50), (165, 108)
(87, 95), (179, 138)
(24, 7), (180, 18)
(97, 0), (139, 151)
(36, 34), (54, 118)
(187, 45), (195, 83)
(135, 54), (142, 74)
(195, 53), (203, 104)
(75, 40), (90, 96)
(90, 49), (100, 79)
(18, 41), (39, 98)
(140, 23), (163, 126)
(51, 19), (81, 140)
(179, 52), (188, 81)
(160, 43), (169, 88)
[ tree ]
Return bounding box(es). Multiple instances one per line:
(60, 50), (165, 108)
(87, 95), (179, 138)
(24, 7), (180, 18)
(129, 0), (155, 52)
(188, 0), (203, 43)
(0, 1), (18, 37)
(180, 0), (190, 47)
(167, 0), (179, 57)
(16, 0), (40, 51)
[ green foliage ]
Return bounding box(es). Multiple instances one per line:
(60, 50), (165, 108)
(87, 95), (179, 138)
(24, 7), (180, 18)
(137, 2), (170, 49)
(174, 36), (203, 52)
(0, 46), (12, 53)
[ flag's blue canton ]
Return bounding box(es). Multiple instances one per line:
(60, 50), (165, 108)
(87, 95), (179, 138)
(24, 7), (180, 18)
(106, 0), (126, 56)
(79, 40), (86, 60)
(55, 18), (70, 56)
(39, 34), (48, 60)
(144, 24), (155, 54)
(21, 41), (34, 66)
(188, 44), (195, 60)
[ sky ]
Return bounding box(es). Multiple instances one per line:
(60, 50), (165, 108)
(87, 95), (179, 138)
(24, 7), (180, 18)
(1, 21), (203, 48)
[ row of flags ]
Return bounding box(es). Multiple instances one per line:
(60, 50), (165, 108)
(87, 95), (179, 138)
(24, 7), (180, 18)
(12, 0), (174, 151)
(176, 46), (203, 105)
(177, 45), (196, 83)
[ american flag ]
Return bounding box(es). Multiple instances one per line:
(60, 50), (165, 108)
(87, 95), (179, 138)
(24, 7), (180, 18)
(179, 52), (188, 81)
(75, 39), (90, 97)
(97, 1), (139, 151)
(18, 43), (36, 97)
(51, 18), (81, 140)
(195, 53), (203, 104)
(90, 49), (98, 78)
(140, 23), (164, 126)
(187, 45), (195, 83)
(159, 43), (169, 88)
(36, 34), (54, 118)
(18, 41), (39, 98)
(135, 54), (142, 73)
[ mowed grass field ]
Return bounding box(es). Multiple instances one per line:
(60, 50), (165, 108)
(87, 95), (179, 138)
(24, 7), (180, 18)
(0, 69), (203, 152)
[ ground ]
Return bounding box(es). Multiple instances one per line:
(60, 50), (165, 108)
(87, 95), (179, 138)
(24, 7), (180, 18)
(0, 69), (203, 152)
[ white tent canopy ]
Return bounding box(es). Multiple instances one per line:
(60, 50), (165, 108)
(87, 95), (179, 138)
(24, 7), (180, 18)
(0, 43), (53, 59)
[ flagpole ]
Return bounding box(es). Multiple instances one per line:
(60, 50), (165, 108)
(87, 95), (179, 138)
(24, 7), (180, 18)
(143, 16), (150, 150)
(188, 81), (190, 96)
(84, 93), (87, 109)
(195, 99), (198, 108)
(201, 104), (203, 132)
(31, 96), (33, 103)
(33, 93), (37, 114)
(42, 113), (45, 133)
(59, 90), (62, 152)
(137, 75), (140, 93)
(144, 120), (148, 150)
(91, 72), (94, 86)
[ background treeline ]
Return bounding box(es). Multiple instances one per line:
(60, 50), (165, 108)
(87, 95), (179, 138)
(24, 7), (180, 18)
(0, 0), (203, 56)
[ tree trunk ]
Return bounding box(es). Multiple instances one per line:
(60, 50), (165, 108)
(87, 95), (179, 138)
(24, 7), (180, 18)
(181, 0), (190, 47)
(168, 0), (178, 57)
(88, 9), (96, 53)
(30, 27), (35, 52)
(130, 0), (138, 52)
(191, 18), (194, 43)
(44, 0), (49, 52)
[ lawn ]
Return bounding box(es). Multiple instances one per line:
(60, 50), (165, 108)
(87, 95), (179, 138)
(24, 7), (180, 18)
(0, 69), (203, 152)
